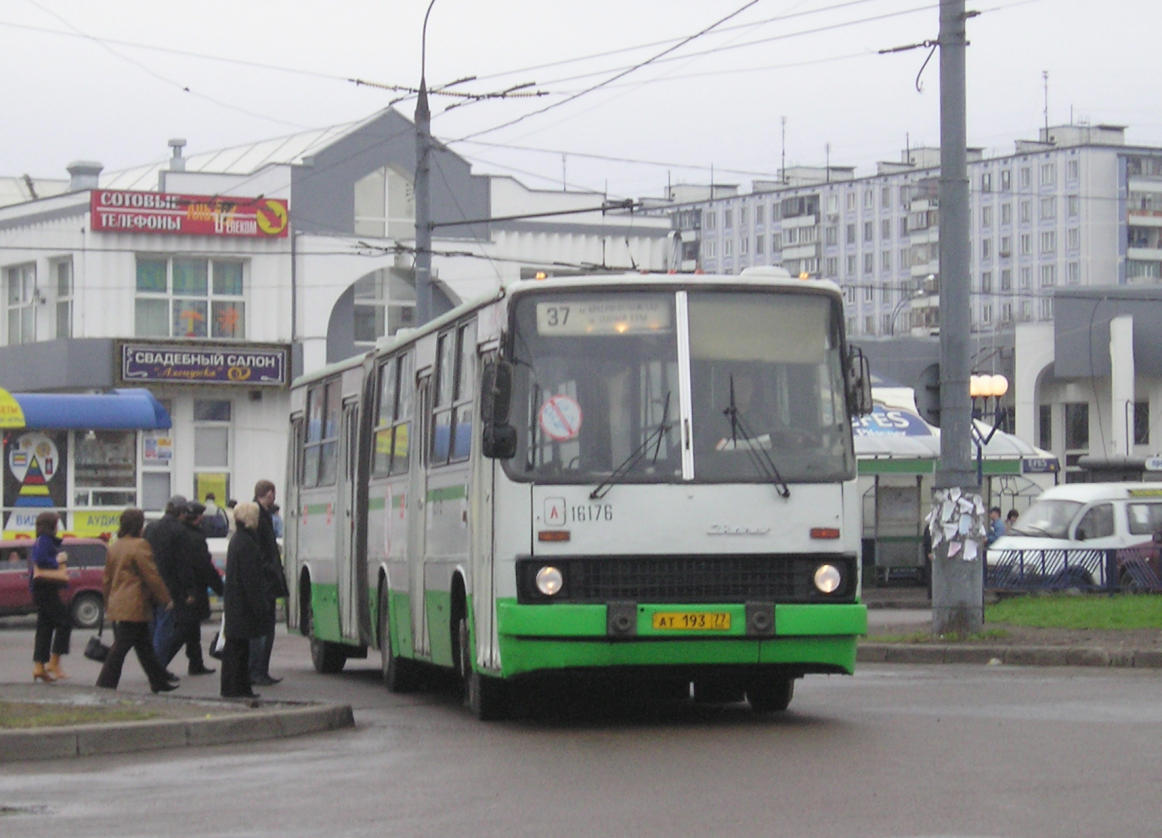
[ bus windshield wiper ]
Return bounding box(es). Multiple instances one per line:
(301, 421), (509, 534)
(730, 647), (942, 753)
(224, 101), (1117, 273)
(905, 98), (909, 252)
(590, 392), (671, 500)
(723, 375), (791, 499)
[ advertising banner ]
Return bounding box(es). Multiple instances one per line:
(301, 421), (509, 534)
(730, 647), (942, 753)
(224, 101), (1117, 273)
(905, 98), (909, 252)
(3, 430), (68, 536)
(121, 343), (288, 386)
(91, 190), (289, 238)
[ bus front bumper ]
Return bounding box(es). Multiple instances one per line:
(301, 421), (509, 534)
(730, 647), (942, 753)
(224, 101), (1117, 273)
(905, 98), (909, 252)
(494, 599), (867, 678)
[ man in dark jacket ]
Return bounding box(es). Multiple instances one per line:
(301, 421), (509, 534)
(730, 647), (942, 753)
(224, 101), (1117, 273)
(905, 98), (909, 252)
(144, 495), (198, 673)
(249, 479), (287, 686)
(159, 502), (224, 675)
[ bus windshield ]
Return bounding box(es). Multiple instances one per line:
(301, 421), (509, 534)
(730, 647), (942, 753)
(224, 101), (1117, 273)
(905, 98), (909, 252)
(507, 289), (854, 484)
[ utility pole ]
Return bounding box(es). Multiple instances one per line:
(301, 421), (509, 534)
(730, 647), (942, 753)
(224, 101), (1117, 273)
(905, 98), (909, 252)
(414, 0), (436, 326)
(931, 0), (984, 635)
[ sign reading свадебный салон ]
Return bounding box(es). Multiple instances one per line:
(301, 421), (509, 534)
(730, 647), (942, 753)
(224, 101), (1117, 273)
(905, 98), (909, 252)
(91, 190), (289, 238)
(121, 344), (287, 386)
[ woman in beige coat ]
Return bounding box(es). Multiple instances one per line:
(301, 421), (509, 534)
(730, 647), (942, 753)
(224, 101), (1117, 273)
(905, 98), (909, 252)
(96, 509), (178, 693)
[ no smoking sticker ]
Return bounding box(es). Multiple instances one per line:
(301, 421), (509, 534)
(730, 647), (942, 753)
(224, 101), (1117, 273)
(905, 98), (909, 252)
(538, 394), (583, 441)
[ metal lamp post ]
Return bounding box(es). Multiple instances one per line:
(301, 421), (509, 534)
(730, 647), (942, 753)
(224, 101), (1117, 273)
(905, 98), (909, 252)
(970, 373), (1009, 486)
(414, 0), (437, 326)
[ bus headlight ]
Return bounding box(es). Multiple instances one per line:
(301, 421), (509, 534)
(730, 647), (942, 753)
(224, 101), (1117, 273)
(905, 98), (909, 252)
(535, 566), (564, 596)
(813, 564), (842, 594)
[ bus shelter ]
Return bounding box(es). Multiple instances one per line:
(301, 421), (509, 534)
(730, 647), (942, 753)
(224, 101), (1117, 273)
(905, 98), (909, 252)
(1, 387), (171, 538)
(855, 404), (1059, 585)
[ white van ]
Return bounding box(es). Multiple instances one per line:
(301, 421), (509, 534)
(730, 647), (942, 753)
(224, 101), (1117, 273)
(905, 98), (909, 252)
(989, 483), (1162, 587)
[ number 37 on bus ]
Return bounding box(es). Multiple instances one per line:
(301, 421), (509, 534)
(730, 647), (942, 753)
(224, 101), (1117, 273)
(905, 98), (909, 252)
(284, 267), (874, 719)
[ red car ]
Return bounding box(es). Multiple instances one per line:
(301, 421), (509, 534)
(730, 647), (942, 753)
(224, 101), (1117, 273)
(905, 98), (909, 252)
(0, 537), (108, 629)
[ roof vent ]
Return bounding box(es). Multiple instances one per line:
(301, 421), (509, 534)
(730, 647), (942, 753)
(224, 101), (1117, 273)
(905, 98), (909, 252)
(66, 161), (103, 192)
(168, 138), (187, 172)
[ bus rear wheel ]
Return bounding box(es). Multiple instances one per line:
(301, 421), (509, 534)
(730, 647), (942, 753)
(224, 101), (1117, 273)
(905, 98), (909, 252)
(379, 587), (417, 692)
(457, 615), (506, 721)
(746, 676), (795, 714)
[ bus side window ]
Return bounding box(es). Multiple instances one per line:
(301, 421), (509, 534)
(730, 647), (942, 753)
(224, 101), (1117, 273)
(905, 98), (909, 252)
(451, 322), (477, 461)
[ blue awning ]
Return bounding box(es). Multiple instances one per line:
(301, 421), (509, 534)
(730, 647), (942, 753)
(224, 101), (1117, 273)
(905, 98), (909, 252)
(9, 389), (171, 430)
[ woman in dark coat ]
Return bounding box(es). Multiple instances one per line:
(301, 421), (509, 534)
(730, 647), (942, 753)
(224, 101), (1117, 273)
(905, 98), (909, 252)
(96, 508), (177, 693)
(29, 511), (72, 682)
(221, 502), (271, 698)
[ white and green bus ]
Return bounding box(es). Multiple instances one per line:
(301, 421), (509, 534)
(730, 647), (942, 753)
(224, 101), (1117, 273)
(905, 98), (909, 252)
(285, 268), (873, 719)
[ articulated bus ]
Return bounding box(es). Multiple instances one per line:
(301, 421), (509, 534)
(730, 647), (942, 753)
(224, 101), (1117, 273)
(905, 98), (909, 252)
(285, 268), (874, 719)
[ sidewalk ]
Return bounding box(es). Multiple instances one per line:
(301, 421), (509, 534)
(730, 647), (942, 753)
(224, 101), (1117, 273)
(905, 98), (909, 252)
(0, 683), (354, 763)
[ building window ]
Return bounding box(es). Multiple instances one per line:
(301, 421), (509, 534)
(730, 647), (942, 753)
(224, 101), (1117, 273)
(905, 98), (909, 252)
(1067, 228), (1079, 251)
(1039, 296), (1054, 319)
(881, 219), (891, 240)
(724, 209), (733, 229)
(724, 240), (733, 257)
(755, 234), (764, 255)
(73, 431), (138, 508)
(981, 172), (992, 193)
(1020, 234), (1031, 256)
(981, 239), (992, 260)
(4, 263), (36, 345)
(1019, 167), (1031, 189)
(1067, 195), (1080, 217)
(1020, 200), (1031, 224)
(1000, 235), (1012, 257)
(981, 271), (993, 293)
(1000, 170), (1011, 192)
(863, 190), (873, 210)
(1038, 404), (1052, 450)
(1134, 402), (1150, 447)
(846, 223), (856, 244)
(1040, 196), (1056, 220)
(135, 258), (245, 339)
(1020, 267), (1031, 289)
(354, 268), (417, 346)
(1001, 203), (1012, 225)
(863, 284), (874, 302)
(825, 226), (837, 246)
(825, 256), (838, 276)
(863, 253), (874, 274)
(739, 207), (748, 227)
(863, 221), (873, 243)
(54, 260), (72, 339)
(845, 286), (856, 304)
(1067, 159), (1079, 182)
(740, 237), (749, 255)
(981, 205), (992, 227)
(1040, 264), (1056, 286)
(846, 192), (856, 211)
(1064, 402), (1088, 450)
(194, 399), (231, 501)
(1001, 301), (1013, 323)
(981, 303), (992, 324)
(881, 186), (891, 209)
(899, 248), (909, 271)
(705, 211), (716, 231)
(755, 205), (764, 225)
(1039, 163), (1056, 186)
(846, 255), (856, 276)
(1067, 261), (1080, 284)
(864, 315), (874, 334)
(1040, 230), (1056, 255)
(1001, 268), (1012, 291)
(881, 313), (892, 333)
(771, 232), (782, 250)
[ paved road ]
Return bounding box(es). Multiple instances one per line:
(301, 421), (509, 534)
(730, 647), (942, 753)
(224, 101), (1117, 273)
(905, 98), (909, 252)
(3, 619), (1161, 838)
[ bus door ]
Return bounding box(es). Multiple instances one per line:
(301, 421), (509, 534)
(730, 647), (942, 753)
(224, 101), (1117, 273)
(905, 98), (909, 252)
(336, 398), (363, 645)
(285, 417), (303, 629)
(407, 374), (432, 657)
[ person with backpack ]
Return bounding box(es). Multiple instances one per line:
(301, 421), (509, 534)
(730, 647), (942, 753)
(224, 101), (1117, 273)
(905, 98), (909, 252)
(200, 493), (230, 539)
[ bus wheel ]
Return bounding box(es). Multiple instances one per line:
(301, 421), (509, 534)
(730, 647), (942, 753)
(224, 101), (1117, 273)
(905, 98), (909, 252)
(303, 596), (346, 674)
(746, 676), (794, 714)
(457, 615), (506, 721)
(379, 587), (417, 692)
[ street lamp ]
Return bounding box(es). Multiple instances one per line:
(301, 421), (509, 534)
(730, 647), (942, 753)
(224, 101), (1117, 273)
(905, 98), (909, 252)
(889, 287), (924, 335)
(969, 373), (1009, 485)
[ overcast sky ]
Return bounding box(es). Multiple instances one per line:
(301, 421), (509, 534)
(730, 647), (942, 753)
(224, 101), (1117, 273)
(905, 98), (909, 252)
(3, 0), (1158, 199)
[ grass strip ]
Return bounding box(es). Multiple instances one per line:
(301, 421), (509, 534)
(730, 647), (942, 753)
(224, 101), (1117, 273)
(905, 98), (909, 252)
(986, 593), (1162, 630)
(0, 701), (157, 729)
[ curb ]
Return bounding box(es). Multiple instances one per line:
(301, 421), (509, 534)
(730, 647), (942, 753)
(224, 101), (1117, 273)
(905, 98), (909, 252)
(0, 695), (355, 763)
(858, 643), (1162, 669)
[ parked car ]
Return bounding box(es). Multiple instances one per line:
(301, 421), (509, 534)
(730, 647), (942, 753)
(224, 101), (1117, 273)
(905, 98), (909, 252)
(988, 482), (1162, 589)
(0, 537), (108, 629)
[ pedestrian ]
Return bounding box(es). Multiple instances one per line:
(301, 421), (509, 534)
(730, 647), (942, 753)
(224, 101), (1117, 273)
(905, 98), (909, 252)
(143, 495), (198, 674)
(1006, 508), (1020, 533)
(221, 502), (270, 699)
(199, 492), (230, 539)
(29, 511), (72, 683)
(159, 502), (223, 675)
(987, 506), (1005, 545)
(95, 509), (178, 693)
(249, 479), (287, 686)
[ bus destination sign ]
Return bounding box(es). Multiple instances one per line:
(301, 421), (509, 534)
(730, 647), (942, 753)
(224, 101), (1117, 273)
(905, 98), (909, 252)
(535, 299), (671, 335)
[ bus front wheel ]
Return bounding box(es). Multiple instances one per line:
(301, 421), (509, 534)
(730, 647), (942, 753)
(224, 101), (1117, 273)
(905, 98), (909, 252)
(457, 615), (506, 721)
(746, 676), (795, 714)
(303, 592), (347, 674)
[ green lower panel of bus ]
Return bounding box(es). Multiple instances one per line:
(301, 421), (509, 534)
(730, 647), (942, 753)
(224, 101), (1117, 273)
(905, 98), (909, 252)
(493, 599), (867, 678)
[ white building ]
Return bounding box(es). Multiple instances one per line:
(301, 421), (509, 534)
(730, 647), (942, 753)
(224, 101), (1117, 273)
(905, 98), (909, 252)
(0, 108), (670, 533)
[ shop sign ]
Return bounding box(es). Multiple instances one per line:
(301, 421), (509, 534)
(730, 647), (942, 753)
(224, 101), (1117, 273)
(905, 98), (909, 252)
(91, 190), (289, 238)
(3, 430), (68, 536)
(122, 344), (287, 386)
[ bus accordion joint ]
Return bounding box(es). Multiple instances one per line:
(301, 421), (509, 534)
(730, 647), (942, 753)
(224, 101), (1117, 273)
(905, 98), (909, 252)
(538, 530), (570, 542)
(810, 527), (841, 539)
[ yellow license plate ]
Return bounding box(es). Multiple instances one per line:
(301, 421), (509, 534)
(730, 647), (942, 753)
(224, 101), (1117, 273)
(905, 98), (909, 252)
(651, 611), (732, 631)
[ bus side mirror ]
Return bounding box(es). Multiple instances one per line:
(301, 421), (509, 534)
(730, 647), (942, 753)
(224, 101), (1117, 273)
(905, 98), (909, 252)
(847, 346), (874, 416)
(481, 361), (517, 459)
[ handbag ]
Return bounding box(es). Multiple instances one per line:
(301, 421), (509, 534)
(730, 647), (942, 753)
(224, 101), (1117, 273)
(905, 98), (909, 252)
(33, 564), (70, 588)
(208, 611), (226, 661)
(84, 613), (110, 662)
